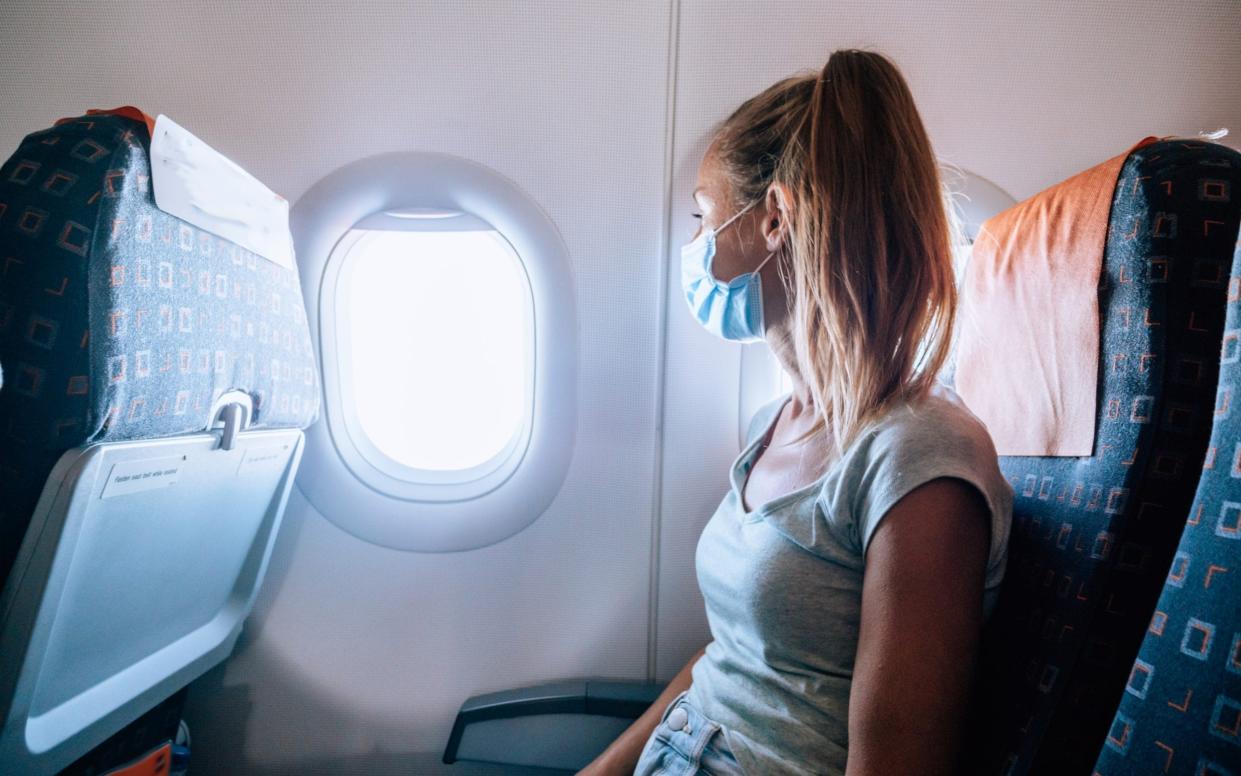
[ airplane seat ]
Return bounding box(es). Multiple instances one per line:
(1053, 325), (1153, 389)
(1092, 222), (1241, 775)
(960, 137), (1241, 775)
(0, 108), (320, 774)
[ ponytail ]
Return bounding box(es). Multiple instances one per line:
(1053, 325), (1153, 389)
(714, 50), (960, 456)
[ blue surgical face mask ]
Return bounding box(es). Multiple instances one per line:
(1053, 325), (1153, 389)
(680, 200), (776, 343)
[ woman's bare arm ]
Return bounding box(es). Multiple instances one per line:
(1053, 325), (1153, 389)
(577, 644), (707, 775)
(845, 477), (991, 776)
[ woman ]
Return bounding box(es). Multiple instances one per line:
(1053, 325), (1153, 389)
(580, 50), (1013, 775)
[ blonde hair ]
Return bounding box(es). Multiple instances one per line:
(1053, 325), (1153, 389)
(712, 49), (962, 457)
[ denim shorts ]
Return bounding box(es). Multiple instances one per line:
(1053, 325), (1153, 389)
(633, 689), (744, 776)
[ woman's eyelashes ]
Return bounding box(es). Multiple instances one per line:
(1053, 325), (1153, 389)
(691, 212), (703, 220)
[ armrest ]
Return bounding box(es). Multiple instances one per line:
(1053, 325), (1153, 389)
(442, 678), (666, 770)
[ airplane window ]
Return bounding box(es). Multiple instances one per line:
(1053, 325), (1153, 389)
(333, 221), (532, 475)
(291, 152), (576, 551)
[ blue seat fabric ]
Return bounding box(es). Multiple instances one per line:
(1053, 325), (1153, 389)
(964, 139), (1241, 775)
(0, 112), (320, 581)
(1092, 221), (1241, 775)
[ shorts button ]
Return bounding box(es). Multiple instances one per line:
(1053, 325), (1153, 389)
(666, 707), (688, 731)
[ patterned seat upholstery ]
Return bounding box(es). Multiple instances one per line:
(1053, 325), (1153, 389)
(963, 139), (1241, 775)
(0, 110), (319, 581)
(1092, 224), (1241, 776)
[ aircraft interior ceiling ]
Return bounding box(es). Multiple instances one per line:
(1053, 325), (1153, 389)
(1, 1), (1239, 774)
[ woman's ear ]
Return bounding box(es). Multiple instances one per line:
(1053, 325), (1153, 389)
(763, 182), (794, 252)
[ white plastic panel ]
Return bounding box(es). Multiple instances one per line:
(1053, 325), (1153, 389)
(0, 430), (302, 775)
(150, 113), (296, 270)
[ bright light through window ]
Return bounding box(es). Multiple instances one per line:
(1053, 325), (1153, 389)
(340, 227), (531, 473)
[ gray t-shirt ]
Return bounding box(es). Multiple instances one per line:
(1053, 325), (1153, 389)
(685, 383), (1014, 775)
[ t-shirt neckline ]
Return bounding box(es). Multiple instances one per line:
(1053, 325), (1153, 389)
(732, 391), (923, 523)
(731, 394), (834, 523)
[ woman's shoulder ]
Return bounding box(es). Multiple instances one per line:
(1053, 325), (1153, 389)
(834, 381), (1013, 527)
(864, 382), (1000, 463)
(833, 382), (1015, 571)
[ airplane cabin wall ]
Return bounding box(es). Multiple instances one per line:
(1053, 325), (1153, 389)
(0, 1), (1238, 774)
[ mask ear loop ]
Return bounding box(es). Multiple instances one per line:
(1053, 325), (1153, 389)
(753, 217), (793, 338)
(728, 198), (783, 277)
(767, 213), (794, 293)
(705, 199), (764, 285)
(749, 204), (786, 277)
(751, 249), (776, 276)
(714, 198), (760, 234)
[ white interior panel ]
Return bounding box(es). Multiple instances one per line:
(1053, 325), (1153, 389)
(655, 0), (1241, 680)
(0, 1), (673, 771)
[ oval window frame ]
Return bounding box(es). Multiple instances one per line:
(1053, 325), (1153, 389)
(292, 152), (577, 552)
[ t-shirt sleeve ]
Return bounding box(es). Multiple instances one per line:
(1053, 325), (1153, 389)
(849, 399), (1014, 586)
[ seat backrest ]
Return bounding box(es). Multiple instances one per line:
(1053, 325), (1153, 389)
(1092, 222), (1241, 775)
(0, 110), (319, 579)
(0, 109), (320, 774)
(963, 138), (1241, 775)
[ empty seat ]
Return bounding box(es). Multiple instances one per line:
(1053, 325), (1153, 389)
(963, 138), (1241, 774)
(0, 108), (320, 774)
